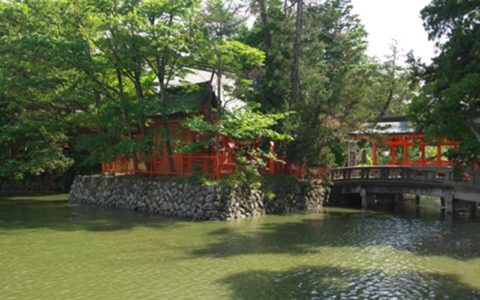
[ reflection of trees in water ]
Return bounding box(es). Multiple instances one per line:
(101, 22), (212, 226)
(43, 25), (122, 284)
(0, 201), (178, 232)
(190, 211), (480, 260)
(219, 266), (480, 299)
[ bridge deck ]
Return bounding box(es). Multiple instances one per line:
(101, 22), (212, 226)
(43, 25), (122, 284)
(330, 166), (480, 202)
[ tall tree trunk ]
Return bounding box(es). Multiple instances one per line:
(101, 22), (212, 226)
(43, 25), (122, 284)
(378, 45), (398, 119)
(155, 14), (175, 172)
(291, 0), (303, 104)
(257, 0), (272, 49)
(116, 69), (132, 139)
(133, 69), (146, 137)
(158, 79), (175, 172)
(216, 53), (223, 153)
(467, 117), (480, 143)
(206, 71), (215, 122)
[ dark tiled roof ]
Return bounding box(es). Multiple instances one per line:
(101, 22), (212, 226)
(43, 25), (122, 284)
(350, 115), (417, 135)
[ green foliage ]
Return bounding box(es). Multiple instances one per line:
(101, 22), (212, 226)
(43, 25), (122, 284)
(182, 105), (291, 183)
(0, 0), (426, 182)
(264, 190), (276, 201)
(0, 0), (82, 179)
(217, 40), (265, 72)
(221, 106), (292, 142)
(186, 162), (216, 185)
(243, 0), (408, 168)
(408, 0), (480, 163)
(182, 105), (292, 143)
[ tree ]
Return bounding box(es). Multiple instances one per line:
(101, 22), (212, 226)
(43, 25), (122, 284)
(374, 41), (413, 119)
(291, 0), (303, 104)
(182, 105), (292, 183)
(244, 0), (393, 168)
(0, 0), (86, 179)
(190, 0), (266, 157)
(408, 0), (480, 161)
(68, 0), (201, 170)
(240, 0), (293, 112)
(288, 0), (375, 166)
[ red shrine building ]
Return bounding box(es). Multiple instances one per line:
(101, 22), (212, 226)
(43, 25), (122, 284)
(348, 116), (461, 167)
(101, 69), (308, 179)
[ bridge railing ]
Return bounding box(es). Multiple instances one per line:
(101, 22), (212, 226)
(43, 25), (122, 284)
(331, 166), (480, 185)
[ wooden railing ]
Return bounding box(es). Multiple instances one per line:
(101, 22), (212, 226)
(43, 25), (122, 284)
(331, 166), (480, 185)
(101, 153), (232, 179)
(101, 154), (327, 180)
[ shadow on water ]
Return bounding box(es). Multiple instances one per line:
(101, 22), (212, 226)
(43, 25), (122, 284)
(190, 207), (480, 260)
(0, 200), (180, 232)
(219, 265), (480, 299)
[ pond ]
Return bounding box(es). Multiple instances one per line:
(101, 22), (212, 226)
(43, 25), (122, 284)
(0, 195), (479, 299)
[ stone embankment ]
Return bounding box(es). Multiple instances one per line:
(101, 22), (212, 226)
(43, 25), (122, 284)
(69, 175), (326, 220)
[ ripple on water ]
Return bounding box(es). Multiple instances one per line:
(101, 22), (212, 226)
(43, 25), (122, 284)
(0, 202), (479, 299)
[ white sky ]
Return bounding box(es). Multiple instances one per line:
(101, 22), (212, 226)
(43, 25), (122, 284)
(350, 0), (436, 63)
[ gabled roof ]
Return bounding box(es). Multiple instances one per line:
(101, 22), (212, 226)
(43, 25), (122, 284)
(170, 68), (245, 112)
(147, 68), (246, 117)
(350, 115), (417, 136)
(146, 83), (211, 116)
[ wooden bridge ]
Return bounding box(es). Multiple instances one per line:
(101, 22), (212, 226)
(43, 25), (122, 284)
(329, 166), (480, 216)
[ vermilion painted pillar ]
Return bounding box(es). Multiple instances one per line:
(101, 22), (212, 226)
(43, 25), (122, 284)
(420, 142), (426, 166)
(269, 141), (275, 174)
(436, 143), (442, 166)
(372, 142), (378, 165)
(215, 154), (220, 180)
(403, 139), (409, 165)
(391, 145), (396, 165)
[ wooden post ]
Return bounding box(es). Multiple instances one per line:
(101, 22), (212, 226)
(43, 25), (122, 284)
(391, 146), (396, 165)
(215, 153), (220, 180)
(360, 188), (367, 210)
(150, 156), (154, 176)
(180, 154), (184, 177)
(420, 142), (426, 166)
(441, 193), (454, 216)
(403, 138), (408, 165)
(436, 143), (442, 166)
(372, 142), (378, 165)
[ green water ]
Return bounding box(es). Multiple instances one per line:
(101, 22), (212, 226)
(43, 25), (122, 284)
(0, 197), (479, 299)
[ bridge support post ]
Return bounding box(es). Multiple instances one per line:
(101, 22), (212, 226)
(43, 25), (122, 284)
(416, 194), (421, 216)
(454, 199), (477, 217)
(360, 188), (367, 209)
(441, 193), (454, 216)
(394, 193), (403, 204)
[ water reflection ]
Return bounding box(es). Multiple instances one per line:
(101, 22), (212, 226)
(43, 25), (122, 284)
(0, 200), (179, 232)
(0, 197), (479, 299)
(191, 207), (480, 260)
(221, 266), (480, 299)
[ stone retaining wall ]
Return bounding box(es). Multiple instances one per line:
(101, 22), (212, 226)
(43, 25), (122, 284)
(69, 175), (326, 220)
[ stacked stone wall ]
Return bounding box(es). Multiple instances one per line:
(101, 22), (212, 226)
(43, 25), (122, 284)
(69, 175), (326, 220)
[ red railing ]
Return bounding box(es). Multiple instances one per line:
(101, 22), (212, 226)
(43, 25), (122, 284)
(101, 153), (324, 179)
(102, 153), (232, 179)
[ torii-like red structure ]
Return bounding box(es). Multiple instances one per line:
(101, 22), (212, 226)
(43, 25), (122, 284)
(351, 116), (461, 167)
(370, 134), (460, 167)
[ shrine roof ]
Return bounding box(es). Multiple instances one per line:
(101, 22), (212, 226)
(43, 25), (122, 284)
(349, 115), (418, 136)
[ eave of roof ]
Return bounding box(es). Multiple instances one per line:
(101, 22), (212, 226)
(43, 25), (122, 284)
(349, 116), (418, 136)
